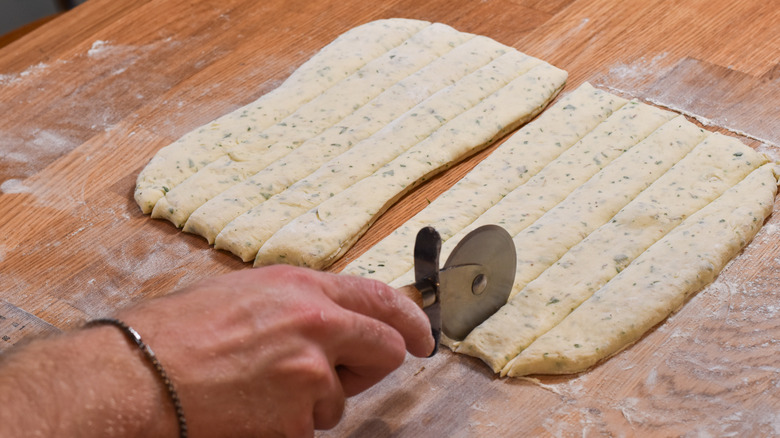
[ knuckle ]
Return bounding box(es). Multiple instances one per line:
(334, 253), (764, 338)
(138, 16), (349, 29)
(348, 275), (402, 316)
(293, 347), (335, 389)
(268, 264), (321, 287)
(295, 303), (332, 334)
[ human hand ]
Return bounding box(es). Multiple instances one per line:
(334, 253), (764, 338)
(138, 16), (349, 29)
(119, 265), (434, 437)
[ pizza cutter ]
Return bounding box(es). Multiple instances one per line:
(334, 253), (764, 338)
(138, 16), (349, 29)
(398, 225), (516, 355)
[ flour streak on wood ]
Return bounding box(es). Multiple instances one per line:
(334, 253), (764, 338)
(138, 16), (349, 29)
(596, 56), (780, 147)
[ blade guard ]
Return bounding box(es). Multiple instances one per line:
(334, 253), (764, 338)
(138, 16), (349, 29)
(412, 226), (442, 356)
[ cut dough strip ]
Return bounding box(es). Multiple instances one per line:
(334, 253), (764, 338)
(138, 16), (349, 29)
(214, 52), (557, 261)
(343, 82), (628, 283)
(457, 128), (767, 372)
(182, 35), (512, 242)
(151, 23), (473, 226)
(388, 99), (675, 288)
(503, 163), (778, 376)
(224, 23), (472, 162)
(135, 18), (429, 213)
(448, 116), (707, 365)
(254, 63), (567, 268)
(506, 113), (707, 296)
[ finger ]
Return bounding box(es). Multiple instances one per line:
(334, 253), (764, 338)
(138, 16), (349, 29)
(319, 272), (435, 357)
(330, 312), (408, 396)
(312, 387), (345, 431)
(310, 356), (346, 431)
(275, 347), (345, 435)
(337, 362), (399, 398)
(280, 411), (314, 438)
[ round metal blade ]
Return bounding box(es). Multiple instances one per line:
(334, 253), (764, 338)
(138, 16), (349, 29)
(439, 224), (516, 340)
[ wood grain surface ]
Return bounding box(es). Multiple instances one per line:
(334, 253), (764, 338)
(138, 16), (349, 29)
(1, 0), (778, 435)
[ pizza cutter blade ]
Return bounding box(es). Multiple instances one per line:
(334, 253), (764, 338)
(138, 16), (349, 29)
(399, 225), (516, 355)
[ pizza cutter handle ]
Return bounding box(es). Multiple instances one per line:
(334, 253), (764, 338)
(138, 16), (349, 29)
(397, 280), (437, 309)
(397, 284), (425, 308)
(397, 279), (440, 357)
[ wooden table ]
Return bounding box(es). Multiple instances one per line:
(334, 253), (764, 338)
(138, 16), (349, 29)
(1, 0), (778, 435)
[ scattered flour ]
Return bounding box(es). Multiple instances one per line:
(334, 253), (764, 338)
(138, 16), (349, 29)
(85, 38), (181, 66)
(0, 179), (32, 194)
(513, 376), (568, 396)
(0, 128), (78, 179)
(755, 221), (780, 244)
(644, 367), (657, 386)
(757, 143), (780, 162)
(87, 40), (112, 57)
(617, 397), (653, 426)
(30, 129), (74, 154)
(643, 96), (778, 147)
(599, 84), (779, 148)
(605, 53), (670, 85)
(0, 62), (50, 85)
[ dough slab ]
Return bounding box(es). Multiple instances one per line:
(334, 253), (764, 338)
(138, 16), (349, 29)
(135, 19), (568, 266)
(346, 82), (777, 376)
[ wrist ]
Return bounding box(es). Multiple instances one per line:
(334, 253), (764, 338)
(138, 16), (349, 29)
(86, 318), (186, 437)
(81, 322), (180, 437)
(0, 324), (178, 437)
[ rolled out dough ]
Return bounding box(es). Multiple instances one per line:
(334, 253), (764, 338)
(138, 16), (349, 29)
(135, 19), (429, 213)
(504, 163), (777, 376)
(135, 19), (567, 267)
(347, 82), (777, 376)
